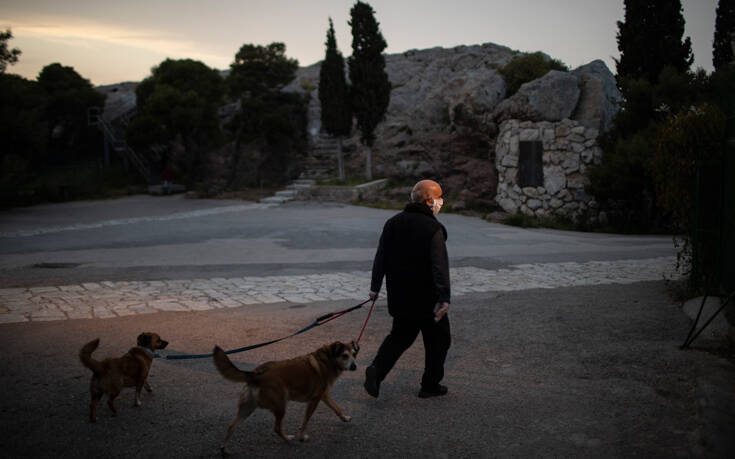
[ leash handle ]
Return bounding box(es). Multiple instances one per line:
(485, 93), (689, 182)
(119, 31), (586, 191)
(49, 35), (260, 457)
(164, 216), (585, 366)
(316, 298), (370, 324)
(356, 299), (377, 344)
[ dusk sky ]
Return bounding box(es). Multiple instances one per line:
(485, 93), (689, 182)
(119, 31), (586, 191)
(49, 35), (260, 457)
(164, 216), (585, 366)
(1, 0), (720, 86)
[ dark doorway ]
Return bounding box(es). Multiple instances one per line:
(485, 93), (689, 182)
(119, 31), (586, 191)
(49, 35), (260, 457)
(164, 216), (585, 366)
(518, 141), (543, 187)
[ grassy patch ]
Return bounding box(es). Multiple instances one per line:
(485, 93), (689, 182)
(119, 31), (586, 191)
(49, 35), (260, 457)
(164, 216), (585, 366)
(318, 176), (382, 187)
(503, 211), (577, 230)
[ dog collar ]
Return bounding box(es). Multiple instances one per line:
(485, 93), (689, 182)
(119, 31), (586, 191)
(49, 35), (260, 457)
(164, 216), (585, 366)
(138, 345), (155, 357)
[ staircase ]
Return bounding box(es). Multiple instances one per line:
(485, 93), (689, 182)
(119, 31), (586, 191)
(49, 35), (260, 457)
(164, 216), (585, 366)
(301, 133), (340, 180)
(90, 107), (153, 184)
(259, 179), (315, 204)
(258, 133), (341, 204)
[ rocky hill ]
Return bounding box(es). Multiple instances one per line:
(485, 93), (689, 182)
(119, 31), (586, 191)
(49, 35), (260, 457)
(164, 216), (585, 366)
(284, 42), (621, 209)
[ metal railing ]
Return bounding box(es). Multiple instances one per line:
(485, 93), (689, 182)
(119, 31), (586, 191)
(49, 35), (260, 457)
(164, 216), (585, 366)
(89, 107), (152, 184)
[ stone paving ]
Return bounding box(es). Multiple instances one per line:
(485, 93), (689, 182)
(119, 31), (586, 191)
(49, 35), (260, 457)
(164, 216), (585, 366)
(0, 256), (680, 324)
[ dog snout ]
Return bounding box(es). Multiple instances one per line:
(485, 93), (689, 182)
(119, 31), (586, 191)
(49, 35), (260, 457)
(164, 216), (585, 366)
(159, 340), (169, 349)
(349, 362), (357, 371)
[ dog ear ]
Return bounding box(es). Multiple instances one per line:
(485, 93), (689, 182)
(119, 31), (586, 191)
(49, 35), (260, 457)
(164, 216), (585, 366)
(329, 342), (343, 358)
(351, 341), (360, 355)
(137, 333), (151, 347)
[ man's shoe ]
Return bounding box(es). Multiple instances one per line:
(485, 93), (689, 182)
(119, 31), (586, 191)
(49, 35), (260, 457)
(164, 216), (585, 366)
(418, 384), (448, 398)
(364, 365), (380, 398)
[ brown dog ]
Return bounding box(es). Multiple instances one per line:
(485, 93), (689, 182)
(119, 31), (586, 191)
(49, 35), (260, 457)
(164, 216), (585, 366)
(213, 341), (358, 453)
(79, 332), (168, 422)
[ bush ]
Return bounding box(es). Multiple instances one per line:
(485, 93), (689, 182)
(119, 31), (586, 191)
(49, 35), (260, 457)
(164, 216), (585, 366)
(499, 52), (568, 97)
(653, 103), (727, 286)
(586, 66), (708, 233)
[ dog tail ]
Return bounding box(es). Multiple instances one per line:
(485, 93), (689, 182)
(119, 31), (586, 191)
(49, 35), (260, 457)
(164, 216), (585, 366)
(79, 338), (105, 375)
(212, 346), (257, 383)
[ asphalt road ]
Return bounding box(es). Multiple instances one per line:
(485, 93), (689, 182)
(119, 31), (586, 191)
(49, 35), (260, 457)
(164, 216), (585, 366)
(0, 194), (676, 288)
(0, 195), (733, 458)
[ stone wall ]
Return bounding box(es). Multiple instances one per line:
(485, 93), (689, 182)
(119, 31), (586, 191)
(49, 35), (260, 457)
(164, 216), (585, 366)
(495, 119), (603, 222)
(295, 179), (388, 203)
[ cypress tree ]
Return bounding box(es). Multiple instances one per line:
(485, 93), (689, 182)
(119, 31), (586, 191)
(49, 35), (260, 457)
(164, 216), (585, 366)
(348, 1), (391, 180)
(615, 0), (693, 83)
(713, 0), (735, 70)
(319, 18), (352, 180)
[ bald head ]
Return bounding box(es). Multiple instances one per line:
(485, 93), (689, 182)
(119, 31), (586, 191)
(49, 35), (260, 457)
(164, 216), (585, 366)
(411, 180), (442, 204)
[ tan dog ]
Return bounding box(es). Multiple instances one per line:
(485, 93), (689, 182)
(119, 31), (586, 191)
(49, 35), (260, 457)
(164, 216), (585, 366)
(79, 333), (168, 422)
(213, 341), (358, 453)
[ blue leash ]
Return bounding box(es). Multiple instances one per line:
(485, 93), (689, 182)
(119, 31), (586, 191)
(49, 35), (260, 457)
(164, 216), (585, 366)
(164, 299), (370, 361)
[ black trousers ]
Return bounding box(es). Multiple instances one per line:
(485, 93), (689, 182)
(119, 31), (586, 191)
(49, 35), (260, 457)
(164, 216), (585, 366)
(371, 314), (451, 390)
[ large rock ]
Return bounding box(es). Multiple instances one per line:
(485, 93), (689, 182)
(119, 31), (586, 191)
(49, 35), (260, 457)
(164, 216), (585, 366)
(492, 70), (581, 123)
(286, 43), (516, 139)
(571, 60), (622, 132)
(95, 82), (138, 121)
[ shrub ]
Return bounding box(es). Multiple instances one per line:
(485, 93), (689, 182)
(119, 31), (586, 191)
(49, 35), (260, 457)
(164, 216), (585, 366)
(499, 52), (568, 97)
(653, 103), (727, 285)
(586, 66), (709, 233)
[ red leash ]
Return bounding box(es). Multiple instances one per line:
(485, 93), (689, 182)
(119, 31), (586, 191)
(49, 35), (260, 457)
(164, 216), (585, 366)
(356, 298), (377, 344)
(315, 297), (376, 344)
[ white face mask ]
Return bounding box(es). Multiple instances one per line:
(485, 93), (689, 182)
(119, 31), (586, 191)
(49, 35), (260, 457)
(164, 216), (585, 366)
(430, 197), (443, 215)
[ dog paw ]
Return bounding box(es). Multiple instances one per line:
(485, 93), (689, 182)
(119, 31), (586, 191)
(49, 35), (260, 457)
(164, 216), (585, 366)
(341, 415), (352, 423)
(134, 400), (141, 407)
(285, 434), (295, 441)
(299, 434), (310, 442)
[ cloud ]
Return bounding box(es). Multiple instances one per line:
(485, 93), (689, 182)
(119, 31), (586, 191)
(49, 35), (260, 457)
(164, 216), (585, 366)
(11, 20), (231, 67)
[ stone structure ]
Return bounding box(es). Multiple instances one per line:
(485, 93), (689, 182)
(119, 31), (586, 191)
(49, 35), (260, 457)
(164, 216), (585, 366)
(495, 119), (603, 221)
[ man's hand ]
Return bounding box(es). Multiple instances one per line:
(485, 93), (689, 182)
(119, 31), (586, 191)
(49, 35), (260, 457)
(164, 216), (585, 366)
(433, 302), (449, 322)
(369, 291), (378, 301)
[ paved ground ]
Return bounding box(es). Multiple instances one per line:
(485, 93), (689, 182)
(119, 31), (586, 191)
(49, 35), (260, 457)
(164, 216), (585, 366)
(0, 195), (733, 458)
(0, 195), (676, 286)
(0, 257), (678, 323)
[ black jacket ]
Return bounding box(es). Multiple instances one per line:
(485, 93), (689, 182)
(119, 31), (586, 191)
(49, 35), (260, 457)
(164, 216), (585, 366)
(370, 202), (450, 318)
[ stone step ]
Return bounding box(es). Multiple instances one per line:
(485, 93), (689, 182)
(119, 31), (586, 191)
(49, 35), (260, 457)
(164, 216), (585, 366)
(300, 170), (331, 180)
(275, 190), (296, 198)
(286, 183), (314, 190)
(313, 135), (339, 142)
(292, 179), (316, 185)
(260, 195), (292, 204)
(305, 163), (333, 171)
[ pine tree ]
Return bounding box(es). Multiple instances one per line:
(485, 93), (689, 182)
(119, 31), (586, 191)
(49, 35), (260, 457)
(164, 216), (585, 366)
(348, 1), (391, 180)
(615, 0), (693, 83)
(319, 18), (352, 180)
(713, 0), (735, 69)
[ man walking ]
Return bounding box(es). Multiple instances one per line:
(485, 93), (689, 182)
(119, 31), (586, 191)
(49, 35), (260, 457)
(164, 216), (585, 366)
(364, 179), (451, 398)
